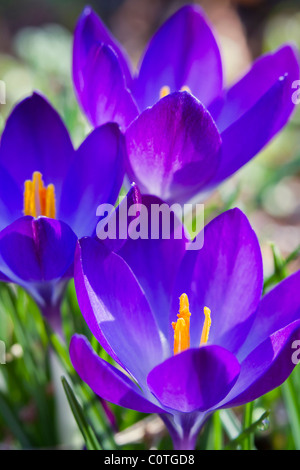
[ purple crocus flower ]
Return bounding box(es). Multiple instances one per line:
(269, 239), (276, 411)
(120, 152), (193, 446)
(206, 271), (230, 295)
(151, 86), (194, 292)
(0, 92), (126, 329)
(70, 207), (300, 449)
(73, 5), (299, 203)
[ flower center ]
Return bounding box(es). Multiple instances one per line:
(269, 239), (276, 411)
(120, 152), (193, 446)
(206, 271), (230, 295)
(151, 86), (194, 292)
(172, 293), (211, 355)
(23, 171), (56, 218)
(159, 85), (191, 99)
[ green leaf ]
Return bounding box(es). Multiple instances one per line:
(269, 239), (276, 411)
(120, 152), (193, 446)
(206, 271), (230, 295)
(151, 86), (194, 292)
(0, 391), (32, 449)
(219, 409), (241, 440)
(264, 244), (300, 293)
(225, 410), (270, 450)
(212, 411), (223, 450)
(61, 376), (102, 450)
(281, 375), (300, 449)
(241, 401), (254, 450)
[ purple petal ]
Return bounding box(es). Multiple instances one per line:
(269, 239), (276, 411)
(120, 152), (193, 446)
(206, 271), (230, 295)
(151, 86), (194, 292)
(118, 195), (188, 341)
(74, 237), (164, 385)
(0, 217), (77, 307)
(147, 345), (240, 413)
(70, 334), (164, 414)
(0, 217), (77, 283)
(172, 208), (263, 354)
(59, 123), (125, 238)
(74, 42), (138, 131)
(125, 91), (221, 204)
(219, 320), (300, 408)
(0, 270), (10, 282)
(211, 45), (299, 131)
(73, 7), (132, 91)
(0, 93), (74, 199)
(96, 183), (142, 252)
(238, 271), (300, 360)
(132, 5), (223, 111)
(0, 163), (23, 230)
(208, 45), (300, 186)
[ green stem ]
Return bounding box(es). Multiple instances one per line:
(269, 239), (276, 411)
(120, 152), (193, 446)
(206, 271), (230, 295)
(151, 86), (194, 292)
(242, 401), (254, 450)
(281, 376), (300, 450)
(213, 411), (223, 450)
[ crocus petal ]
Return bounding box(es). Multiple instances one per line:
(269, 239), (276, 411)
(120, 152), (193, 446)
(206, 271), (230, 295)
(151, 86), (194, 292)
(74, 42), (138, 130)
(118, 195), (188, 342)
(70, 334), (164, 414)
(0, 93), (74, 199)
(125, 92), (221, 204)
(0, 217), (77, 282)
(211, 45), (299, 131)
(75, 237), (164, 385)
(147, 345), (240, 413)
(59, 123), (125, 238)
(218, 319), (300, 409)
(208, 45), (300, 186)
(96, 182), (142, 252)
(0, 164), (23, 230)
(0, 270), (10, 282)
(238, 270), (300, 360)
(172, 208), (263, 354)
(73, 6), (132, 91)
(0, 216), (77, 305)
(132, 5), (223, 111)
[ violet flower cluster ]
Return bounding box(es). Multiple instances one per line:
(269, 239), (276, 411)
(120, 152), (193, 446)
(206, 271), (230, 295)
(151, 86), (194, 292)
(70, 205), (300, 450)
(73, 5), (299, 203)
(0, 93), (125, 328)
(68, 4), (300, 450)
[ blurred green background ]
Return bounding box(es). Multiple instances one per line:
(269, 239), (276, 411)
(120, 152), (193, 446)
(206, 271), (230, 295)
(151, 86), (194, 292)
(0, 0), (300, 450)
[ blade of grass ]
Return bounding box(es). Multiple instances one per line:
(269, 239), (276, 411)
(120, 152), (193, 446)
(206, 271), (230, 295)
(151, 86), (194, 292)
(242, 401), (254, 450)
(0, 391), (32, 448)
(264, 244), (300, 293)
(281, 376), (300, 450)
(213, 411), (223, 450)
(225, 410), (269, 450)
(44, 319), (117, 449)
(61, 376), (102, 450)
(219, 409), (241, 440)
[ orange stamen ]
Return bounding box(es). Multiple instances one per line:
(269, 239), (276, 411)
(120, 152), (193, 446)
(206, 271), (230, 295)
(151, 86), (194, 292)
(172, 294), (212, 355)
(159, 84), (192, 100)
(200, 307), (211, 346)
(23, 171), (56, 219)
(180, 85), (191, 93)
(159, 85), (171, 99)
(172, 293), (191, 355)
